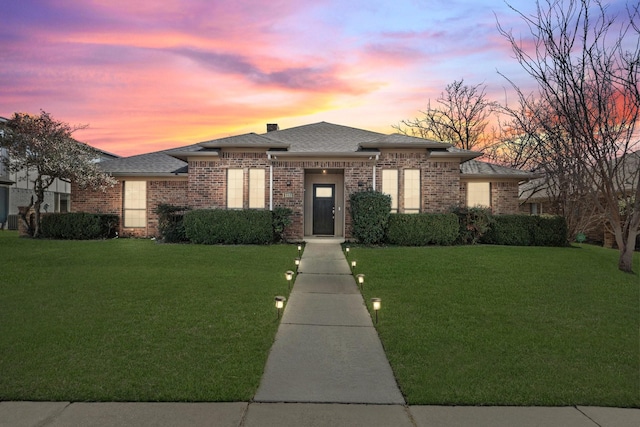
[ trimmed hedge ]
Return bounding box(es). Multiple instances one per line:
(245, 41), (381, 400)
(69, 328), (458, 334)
(155, 204), (190, 243)
(386, 213), (459, 246)
(481, 215), (568, 247)
(40, 213), (119, 240)
(183, 209), (274, 245)
(350, 191), (391, 245)
(451, 206), (492, 245)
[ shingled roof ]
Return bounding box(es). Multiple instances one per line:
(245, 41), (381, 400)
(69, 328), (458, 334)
(97, 122), (532, 179)
(261, 122), (383, 153)
(461, 159), (535, 179)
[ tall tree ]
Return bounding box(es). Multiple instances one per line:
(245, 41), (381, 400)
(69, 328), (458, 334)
(394, 79), (497, 151)
(0, 111), (115, 237)
(497, 0), (640, 272)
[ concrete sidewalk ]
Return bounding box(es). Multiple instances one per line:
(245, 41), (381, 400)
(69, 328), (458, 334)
(2, 401), (638, 426)
(253, 242), (404, 404)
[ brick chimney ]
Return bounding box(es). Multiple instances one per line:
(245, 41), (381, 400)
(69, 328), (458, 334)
(266, 123), (279, 132)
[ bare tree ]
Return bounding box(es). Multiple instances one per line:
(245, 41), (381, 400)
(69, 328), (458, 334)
(497, 0), (640, 272)
(0, 111), (116, 237)
(394, 79), (497, 151)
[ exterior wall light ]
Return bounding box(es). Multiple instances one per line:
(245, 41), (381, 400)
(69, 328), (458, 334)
(285, 270), (294, 290)
(356, 274), (365, 289)
(371, 298), (381, 323)
(275, 296), (286, 318)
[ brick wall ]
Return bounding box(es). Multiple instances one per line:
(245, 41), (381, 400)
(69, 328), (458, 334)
(375, 152), (461, 213)
(491, 181), (519, 215)
(72, 178), (188, 238)
(460, 180), (521, 215)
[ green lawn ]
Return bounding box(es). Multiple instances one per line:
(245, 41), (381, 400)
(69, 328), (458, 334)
(351, 244), (639, 407)
(0, 232), (296, 402)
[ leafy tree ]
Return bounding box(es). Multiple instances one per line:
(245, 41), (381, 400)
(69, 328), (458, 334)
(395, 79), (497, 151)
(0, 111), (115, 237)
(497, 0), (640, 272)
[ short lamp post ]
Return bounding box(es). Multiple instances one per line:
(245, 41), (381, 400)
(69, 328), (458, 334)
(356, 274), (365, 289)
(294, 257), (301, 272)
(351, 260), (357, 272)
(285, 270), (295, 291)
(345, 247), (350, 257)
(297, 244), (302, 257)
(371, 298), (381, 324)
(275, 296), (286, 319)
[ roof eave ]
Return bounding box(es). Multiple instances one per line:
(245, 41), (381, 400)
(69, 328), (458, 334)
(359, 142), (451, 149)
(200, 142), (290, 149)
(431, 151), (483, 161)
(267, 151), (380, 158)
(108, 172), (188, 177)
(462, 173), (535, 181)
(168, 151), (220, 161)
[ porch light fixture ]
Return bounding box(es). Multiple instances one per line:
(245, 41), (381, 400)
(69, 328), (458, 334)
(356, 274), (365, 289)
(371, 298), (381, 324)
(275, 296), (286, 318)
(285, 270), (294, 290)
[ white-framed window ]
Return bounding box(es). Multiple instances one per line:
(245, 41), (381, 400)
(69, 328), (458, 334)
(382, 169), (398, 213)
(249, 169), (265, 209)
(467, 182), (491, 208)
(124, 181), (146, 228)
(404, 169), (420, 213)
(227, 169), (244, 209)
(530, 203), (541, 215)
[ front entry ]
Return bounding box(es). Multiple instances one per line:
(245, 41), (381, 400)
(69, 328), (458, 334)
(312, 184), (335, 235)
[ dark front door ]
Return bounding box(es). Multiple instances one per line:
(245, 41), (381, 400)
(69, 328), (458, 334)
(313, 184), (335, 235)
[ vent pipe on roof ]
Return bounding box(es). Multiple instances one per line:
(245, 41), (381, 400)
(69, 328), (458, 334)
(266, 123), (279, 132)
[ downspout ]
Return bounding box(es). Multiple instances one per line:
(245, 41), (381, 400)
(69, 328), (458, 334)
(372, 154), (379, 190)
(268, 153), (273, 211)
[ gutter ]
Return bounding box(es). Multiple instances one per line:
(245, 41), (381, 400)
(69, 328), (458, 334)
(268, 153), (273, 211)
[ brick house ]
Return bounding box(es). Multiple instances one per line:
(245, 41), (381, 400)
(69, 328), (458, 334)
(71, 122), (533, 240)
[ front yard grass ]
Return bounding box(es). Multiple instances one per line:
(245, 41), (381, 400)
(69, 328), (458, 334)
(0, 232), (295, 402)
(353, 244), (639, 407)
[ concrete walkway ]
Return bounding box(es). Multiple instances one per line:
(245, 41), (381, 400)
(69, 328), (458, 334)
(2, 242), (639, 426)
(254, 242), (404, 404)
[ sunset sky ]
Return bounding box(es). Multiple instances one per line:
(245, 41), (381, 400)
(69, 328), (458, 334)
(1, 0), (630, 157)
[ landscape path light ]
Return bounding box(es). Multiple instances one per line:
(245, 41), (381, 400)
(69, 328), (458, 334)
(275, 296), (286, 319)
(356, 274), (365, 289)
(371, 298), (381, 324)
(351, 260), (357, 271)
(294, 257), (301, 272)
(285, 270), (295, 291)
(345, 247), (350, 257)
(297, 244), (302, 257)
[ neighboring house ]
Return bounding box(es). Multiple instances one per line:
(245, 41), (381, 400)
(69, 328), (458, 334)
(0, 116), (119, 229)
(519, 150), (640, 248)
(71, 122), (534, 240)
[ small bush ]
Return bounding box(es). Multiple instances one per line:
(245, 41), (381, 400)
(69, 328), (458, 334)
(272, 207), (292, 243)
(40, 213), (118, 239)
(386, 213), (459, 246)
(155, 204), (190, 243)
(350, 191), (391, 245)
(482, 215), (568, 247)
(452, 206), (492, 245)
(183, 209), (273, 245)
